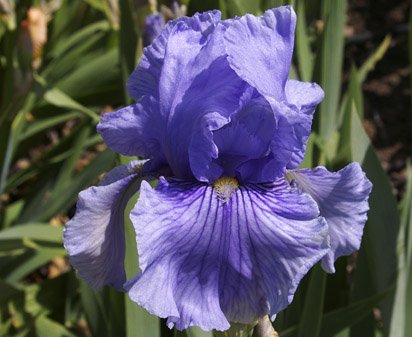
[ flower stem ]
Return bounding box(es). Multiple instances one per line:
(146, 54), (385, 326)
(213, 317), (278, 337)
(251, 316), (278, 337)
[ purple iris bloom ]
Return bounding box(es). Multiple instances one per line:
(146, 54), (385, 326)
(63, 6), (372, 331)
(143, 13), (165, 47)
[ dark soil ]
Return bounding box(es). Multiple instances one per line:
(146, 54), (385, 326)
(346, 0), (411, 199)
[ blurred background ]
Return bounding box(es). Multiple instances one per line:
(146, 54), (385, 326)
(0, 0), (410, 336)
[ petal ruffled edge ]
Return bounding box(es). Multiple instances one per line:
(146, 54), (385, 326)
(289, 162), (372, 273)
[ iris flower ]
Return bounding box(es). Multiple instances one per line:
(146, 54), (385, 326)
(63, 6), (372, 332)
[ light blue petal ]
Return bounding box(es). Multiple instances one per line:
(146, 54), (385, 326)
(143, 13), (165, 47)
(159, 23), (246, 179)
(125, 178), (329, 330)
(290, 163), (372, 273)
(126, 15), (248, 180)
(63, 160), (148, 290)
(127, 10), (222, 100)
(224, 6), (296, 101)
(284, 80), (324, 168)
(97, 97), (163, 159)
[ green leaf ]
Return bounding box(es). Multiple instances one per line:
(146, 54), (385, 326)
(43, 21), (110, 80)
(25, 273), (69, 317)
(337, 36), (391, 130)
(124, 190), (160, 337)
(336, 66), (363, 163)
(299, 133), (315, 168)
(18, 111), (80, 141)
(389, 164), (412, 337)
(295, 0), (314, 82)
(0, 93), (36, 195)
(187, 327), (214, 337)
(119, 0), (139, 103)
(80, 281), (110, 337)
(0, 223), (63, 243)
(0, 119), (13, 195)
(320, 288), (392, 337)
(2, 247), (66, 283)
(34, 315), (76, 337)
(347, 65), (364, 118)
(260, 0), (288, 9)
(225, 0), (261, 16)
(350, 109), (400, 335)
(298, 265), (326, 337)
(48, 0), (84, 45)
(358, 35), (391, 83)
(280, 289), (390, 337)
(0, 278), (22, 304)
(316, 0), (347, 141)
(349, 232), (376, 337)
(55, 48), (120, 102)
(17, 148), (116, 223)
(5, 132), (101, 195)
(50, 124), (91, 198)
(43, 87), (100, 122)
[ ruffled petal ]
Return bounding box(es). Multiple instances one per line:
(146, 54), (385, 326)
(284, 80), (324, 168)
(212, 97), (276, 180)
(127, 10), (222, 100)
(158, 22), (247, 179)
(224, 6), (296, 101)
(289, 163), (372, 273)
(188, 112), (228, 183)
(126, 15), (248, 180)
(285, 80), (324, 115)
(126, 178), (329, 330)
(97, 96), (164, 159)
(97, 97), (171, 174)
(63, 160), (149, 290)
(190, 95), (310, 184)
(143, 13), (165, 47)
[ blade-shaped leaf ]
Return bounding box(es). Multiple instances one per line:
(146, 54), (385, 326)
(280, 288), (391, 337)
(295, 0), (314, 82)
(124, 190), (160, 337)
(43, 87), (99, 122)
(351, 109), (400, 335)
(316, 0), (347, 141)
(0, 223), (62, 243)
(298, 265), (326, 337)
(389, 164), (412, 337)
(34, 315), (76, 337)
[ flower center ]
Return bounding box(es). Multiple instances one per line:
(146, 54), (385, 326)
(213, 176), (239, 203)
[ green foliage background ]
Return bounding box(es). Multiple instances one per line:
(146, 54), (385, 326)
(0, 0), (410, 336)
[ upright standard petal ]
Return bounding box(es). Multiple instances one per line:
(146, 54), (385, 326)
(126, 178), (329, 331)
(224, 6), (296, 101)
(127, 10), (222, 100)
(63, 160), (149, 290)
(289, 163), (372, 273)
(153, 21), (246, 179)
(284, 80), (324, 168)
